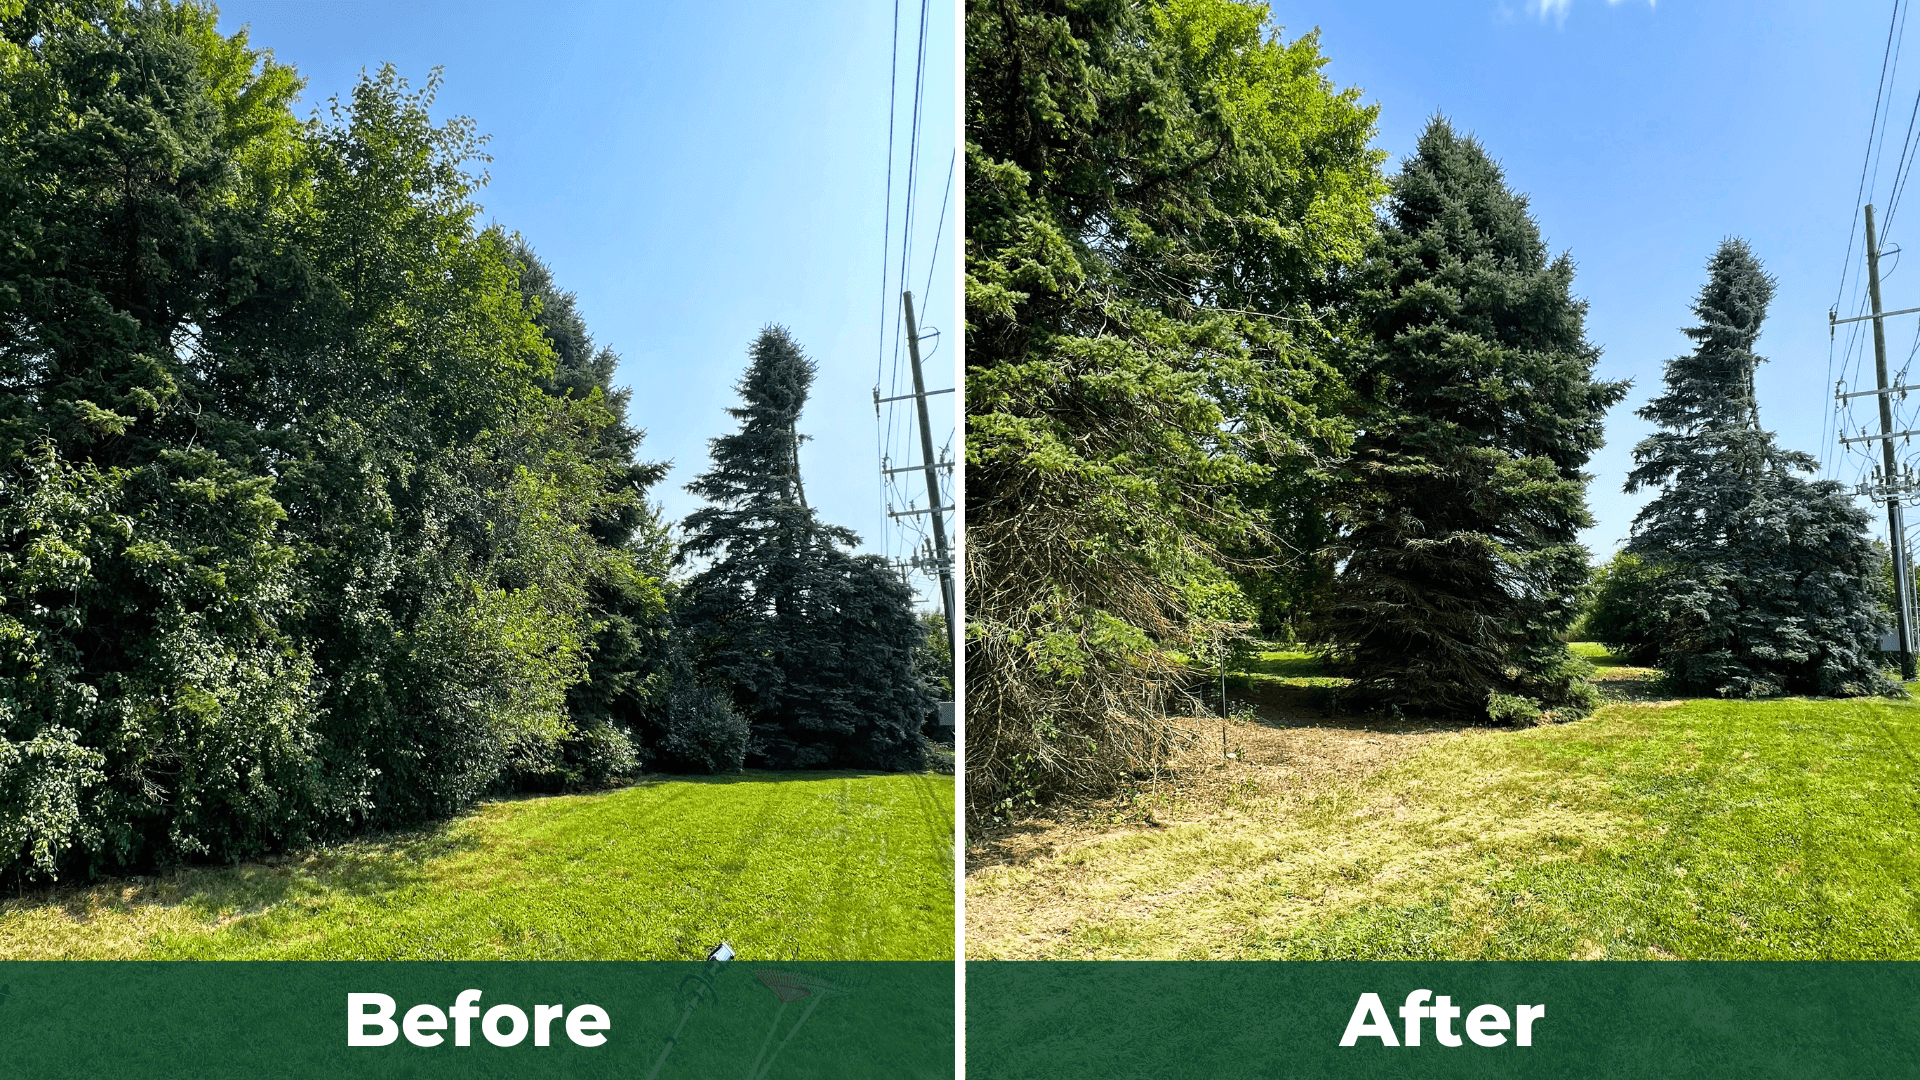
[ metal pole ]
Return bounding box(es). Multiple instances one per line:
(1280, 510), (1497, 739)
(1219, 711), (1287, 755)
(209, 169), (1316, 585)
(1865, 204), (1916, 680)
(901, 290), (956, 660)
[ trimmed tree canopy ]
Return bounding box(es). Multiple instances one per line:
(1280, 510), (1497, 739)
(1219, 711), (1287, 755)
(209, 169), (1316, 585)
(965, 0), (1384, 813)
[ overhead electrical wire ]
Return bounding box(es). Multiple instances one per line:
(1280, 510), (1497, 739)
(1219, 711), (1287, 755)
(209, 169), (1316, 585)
(1832, 0), (1912, 482)
(874, 0), (946, 595)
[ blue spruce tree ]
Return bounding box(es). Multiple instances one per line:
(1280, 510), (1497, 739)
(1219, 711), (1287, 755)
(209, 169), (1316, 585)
(1624, 239), (1894, 697)
(677, 327), (932, 770)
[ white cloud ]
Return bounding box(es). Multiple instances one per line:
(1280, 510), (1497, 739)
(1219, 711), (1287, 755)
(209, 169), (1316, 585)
(1530, 0), (1655, 24)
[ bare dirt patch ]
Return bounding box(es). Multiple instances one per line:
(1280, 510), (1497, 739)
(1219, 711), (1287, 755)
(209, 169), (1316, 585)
(965, 665), (1656, 959)
(967, 684), (1463, 875)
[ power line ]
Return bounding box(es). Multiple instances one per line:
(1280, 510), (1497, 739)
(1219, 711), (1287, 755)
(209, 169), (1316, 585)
(923, 148), (956, 301)
(1837, 0), (1907, 316)
(876, 0), (901, 393)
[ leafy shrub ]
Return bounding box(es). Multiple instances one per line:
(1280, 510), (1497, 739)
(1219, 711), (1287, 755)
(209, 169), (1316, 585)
(653, 681), (749, 775)
(1575, 551), (1668, 663)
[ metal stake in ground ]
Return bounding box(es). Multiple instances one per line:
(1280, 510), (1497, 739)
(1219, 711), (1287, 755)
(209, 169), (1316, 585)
(643, 942), (733, 1080)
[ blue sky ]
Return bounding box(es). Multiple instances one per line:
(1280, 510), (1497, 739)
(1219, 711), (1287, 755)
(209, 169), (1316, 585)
(1272, 0), (1908, 559)
(213, 1), (957, 602)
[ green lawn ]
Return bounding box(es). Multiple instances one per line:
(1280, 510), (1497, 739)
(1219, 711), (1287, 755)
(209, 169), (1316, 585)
(0, 771), (955, 960)
(969, 645), (1920, 959)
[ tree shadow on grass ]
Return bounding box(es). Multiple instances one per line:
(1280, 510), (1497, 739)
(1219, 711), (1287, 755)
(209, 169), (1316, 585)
(1226, 678), (1487, 737)
(634, 768), (952, 787)
(11, 819), (485, 930)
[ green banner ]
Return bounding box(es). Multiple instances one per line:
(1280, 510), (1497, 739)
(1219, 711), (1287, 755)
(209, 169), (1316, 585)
(965, 962), (1920, 1079)
(0, 961), (952, 1078)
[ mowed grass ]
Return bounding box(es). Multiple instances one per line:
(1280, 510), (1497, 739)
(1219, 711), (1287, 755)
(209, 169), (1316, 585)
(0, 771), (955, 960)
(967, 645), (1920, 959)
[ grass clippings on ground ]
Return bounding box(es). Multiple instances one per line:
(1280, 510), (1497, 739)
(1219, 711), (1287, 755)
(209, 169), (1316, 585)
(965, 646), (1920, 960)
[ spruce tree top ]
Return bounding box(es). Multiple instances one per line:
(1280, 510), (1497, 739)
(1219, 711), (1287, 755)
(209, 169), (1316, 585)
(1626, 238), (1805, 556)
(682, 326), (855, 562)
(1363, 117), (1619, 477)
(1632, 238), (1774, 444)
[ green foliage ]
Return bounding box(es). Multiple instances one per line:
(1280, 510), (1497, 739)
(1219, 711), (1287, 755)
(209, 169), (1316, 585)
(914, 612), (954, 703)
(1624, 240), (1894, 698)
(1576, 550), (1670, 663)
(0, 1), (667, 880)
(965, 0), (1384, 812)
(678, 327), (933, 772)
(1315, 117), (1627, 722)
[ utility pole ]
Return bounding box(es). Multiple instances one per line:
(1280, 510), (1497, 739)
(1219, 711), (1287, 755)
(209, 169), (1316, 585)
(900, 290), (956, 659)
(1836, 203), (1918, 680)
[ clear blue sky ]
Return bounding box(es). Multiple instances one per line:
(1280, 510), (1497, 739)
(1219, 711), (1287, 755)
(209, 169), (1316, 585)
(213, 1), (957, 601)
(1273, 0), (1906, 560)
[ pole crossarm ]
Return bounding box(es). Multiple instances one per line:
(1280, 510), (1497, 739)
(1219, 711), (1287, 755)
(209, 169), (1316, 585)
(887, 505), (955, 519)
(1840, 427), (1920, 445)
(1855, 482), (1920, 500)
(1837, 382), (1920, 401)
(875, 387), (954, 405)
(882, 461), (952, 476)
(1831, 304), (1920, 327)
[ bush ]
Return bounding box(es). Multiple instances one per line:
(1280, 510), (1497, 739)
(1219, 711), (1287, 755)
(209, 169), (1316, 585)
(652, 681), (749, 775)
(1575, 552), (1668, 663)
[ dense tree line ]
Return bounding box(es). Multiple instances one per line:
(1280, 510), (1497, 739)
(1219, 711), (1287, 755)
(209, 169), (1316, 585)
(964, 0), (1893, 820)
(0, 1), (937, 882)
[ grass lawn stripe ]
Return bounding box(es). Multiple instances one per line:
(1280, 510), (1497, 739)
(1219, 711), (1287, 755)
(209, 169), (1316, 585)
(0, 771), (954, 961)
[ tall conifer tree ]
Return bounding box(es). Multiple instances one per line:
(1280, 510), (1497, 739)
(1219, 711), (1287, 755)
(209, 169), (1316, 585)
(679, 328), (930, 770)
(1624, 239), (1892, 697)
(966, 0), (1384, 812)
(1318, 117), (1626, 720)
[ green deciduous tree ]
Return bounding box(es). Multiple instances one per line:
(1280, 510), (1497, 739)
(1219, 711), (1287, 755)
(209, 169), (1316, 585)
(0, 0), (668, 880)
(1624, 239), (1892, 697)
(1316, 117), (1627, 722)
(502, 236), (671, 790)
(965, 0), (1384, 814)
(678, 327), (931, 771)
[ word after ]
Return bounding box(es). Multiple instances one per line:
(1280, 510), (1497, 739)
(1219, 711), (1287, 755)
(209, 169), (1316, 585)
(1339, 990), (1544, 1048)
(348, 991), (610, 1048)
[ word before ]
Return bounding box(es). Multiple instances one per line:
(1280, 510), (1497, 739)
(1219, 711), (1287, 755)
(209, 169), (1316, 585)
(1339, 991), (1544, 1048)
(348, 991), (610, 1048)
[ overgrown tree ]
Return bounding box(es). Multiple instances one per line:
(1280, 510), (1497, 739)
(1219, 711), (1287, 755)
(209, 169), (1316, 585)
(0, 1), (662, 880)
(1624, 239), (1892, 697)
(502, 237), (672, 790)
(966, 0), (1384, 815)
(1316, 117), (1627, 722)
(678, 327), (931, 771)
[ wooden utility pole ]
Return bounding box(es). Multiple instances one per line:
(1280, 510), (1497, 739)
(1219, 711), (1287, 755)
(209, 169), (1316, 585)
(1864, 204), (1916, 679)
(901, 290), (956, 658)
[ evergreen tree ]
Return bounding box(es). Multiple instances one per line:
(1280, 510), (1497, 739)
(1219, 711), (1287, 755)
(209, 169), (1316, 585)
(966, 0), (1384, 813)
(1624, 239), (1892, 697)
(678, 327), (930, 771)
(1317, 117), (1627, 721)
(503, 237), (672, 790)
